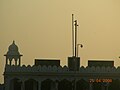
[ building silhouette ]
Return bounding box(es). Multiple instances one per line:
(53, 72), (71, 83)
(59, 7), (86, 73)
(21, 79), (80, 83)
(3, 41), (120, 90)
(0, 84), (4, 90)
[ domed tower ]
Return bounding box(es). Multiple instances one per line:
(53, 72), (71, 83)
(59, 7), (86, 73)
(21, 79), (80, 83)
(4, 41), (23, 66)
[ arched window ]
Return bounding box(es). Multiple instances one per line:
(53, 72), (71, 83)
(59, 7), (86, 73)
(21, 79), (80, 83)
(25, 79), (38, 90)
(58, 79), (72, 90)
(10, 78), (21, 90)
(76, 79), (89, 90)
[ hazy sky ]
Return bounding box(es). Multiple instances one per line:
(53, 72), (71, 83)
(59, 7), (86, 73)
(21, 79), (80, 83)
(0, 0), (120, 83)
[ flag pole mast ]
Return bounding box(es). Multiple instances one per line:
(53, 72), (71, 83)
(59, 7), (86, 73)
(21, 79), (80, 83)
(72, 14), (74, 57)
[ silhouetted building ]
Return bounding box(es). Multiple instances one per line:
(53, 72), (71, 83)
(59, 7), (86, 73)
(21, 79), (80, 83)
(3, 41), (120, 90)
(88, 60), (114, 67)
(4, 41), (23, 66)
(0, 84), (4, 90)
(68, 57), (80, 71)
(35, 59), (60, 67)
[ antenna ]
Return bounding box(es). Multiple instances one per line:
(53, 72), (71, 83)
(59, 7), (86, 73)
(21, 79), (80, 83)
(72, 14), (74, 57)
(74, 20), (78, 57)
(72, 14), (81, 57)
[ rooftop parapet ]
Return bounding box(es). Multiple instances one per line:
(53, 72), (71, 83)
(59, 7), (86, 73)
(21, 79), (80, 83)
(4, 65), (120, 74)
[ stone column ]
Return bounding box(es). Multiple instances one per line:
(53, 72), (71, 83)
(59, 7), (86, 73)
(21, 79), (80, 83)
(55, 81), (58, 90)
(5, 79), (10, 90)
(38, 81), (41, 90)
(89, 82), (93, 90)
(15, 59), (17, 66)
(10, 60), (12, 65)
(33, 81), (37, 90)
(105, 83), (109, 90)
(74, 80), (76, 90)
(106, 85), (109, 90)
(72, 80), (76, 90)
(11, 81), (14, 90)
(21, 81), (25, 90)
(72, 80), (74, 90)
(101, 85), (105, 90)
(101, 82), (109, 90)
(19, 58), (21, 66)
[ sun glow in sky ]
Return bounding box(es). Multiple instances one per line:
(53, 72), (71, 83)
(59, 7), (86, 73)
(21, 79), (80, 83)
(0, 0), (120, 83)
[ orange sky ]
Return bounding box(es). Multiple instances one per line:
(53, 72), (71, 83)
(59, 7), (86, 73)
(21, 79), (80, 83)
(1, 0), (120, 83)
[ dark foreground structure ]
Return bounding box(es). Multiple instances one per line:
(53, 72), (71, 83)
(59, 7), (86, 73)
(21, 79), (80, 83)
(3, 41), (120, 90)
(0, 84), (4, 90)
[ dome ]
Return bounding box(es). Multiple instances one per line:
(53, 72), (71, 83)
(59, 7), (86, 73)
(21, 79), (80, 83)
(8, 41), (18, 51)
(6, 50), (20, 56)
(5, 41), (22, 56)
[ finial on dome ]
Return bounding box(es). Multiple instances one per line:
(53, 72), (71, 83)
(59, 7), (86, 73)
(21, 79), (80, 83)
(13, 40), (15, 44)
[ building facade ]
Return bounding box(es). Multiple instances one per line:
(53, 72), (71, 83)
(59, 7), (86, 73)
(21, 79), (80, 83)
(0, 84), (4, 90)
(3, 41), (120, 90)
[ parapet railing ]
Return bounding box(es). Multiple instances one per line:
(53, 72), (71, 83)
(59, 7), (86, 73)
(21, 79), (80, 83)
(5, 65), (120, 74)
